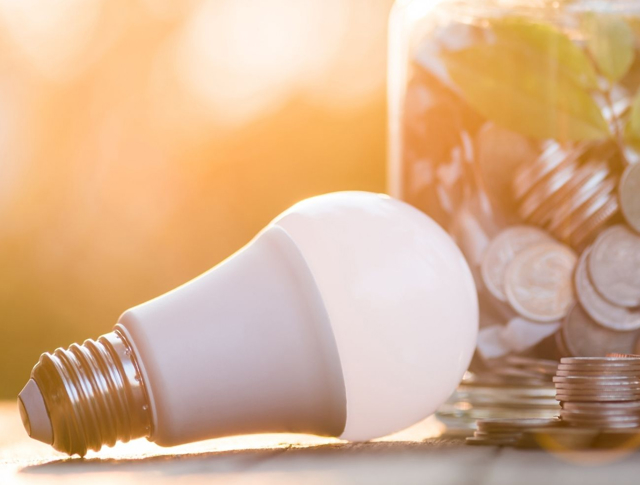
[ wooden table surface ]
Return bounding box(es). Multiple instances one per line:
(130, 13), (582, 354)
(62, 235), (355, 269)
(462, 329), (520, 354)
(2, 401), (640, 484)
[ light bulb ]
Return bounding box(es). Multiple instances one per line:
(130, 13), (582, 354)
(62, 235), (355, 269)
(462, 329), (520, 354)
(18, 192), (478, 456)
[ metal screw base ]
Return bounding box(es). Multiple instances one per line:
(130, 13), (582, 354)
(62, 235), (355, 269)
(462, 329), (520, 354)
(31, 329), (152, 456)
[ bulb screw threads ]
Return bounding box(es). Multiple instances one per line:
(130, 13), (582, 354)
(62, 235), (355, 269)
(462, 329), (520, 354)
(31, 329), (152, 456)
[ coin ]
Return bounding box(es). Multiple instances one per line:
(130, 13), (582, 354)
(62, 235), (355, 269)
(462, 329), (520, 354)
(556, 393), (640, 402)
(555, 387), (640, 395)
(570, 194), (619, 249)
(561, 357), (640, 365)
(554, 376), (640, 383)
(560, 304), (639, 357)
(556, 371), (640, 378)
(560, 410), (640, 424)
(481, 226), (552, 302)
(504, 242), (576, 322)
(558, 362), (640, 368)
(555, 177), (617, 246)
(555, 382), (640, 390)
(562, 401), (640, 411)
(467, 418), (560, 447)
(546, 161), (610, 236)
(589, 225), (640, 308)
(560, 408), (640, 417)
(620, 162), (640, 234)
(519, 161), (578, 224)
(574, 247), (640, 331)
(513, 142), (586, 201)
(476, 418), (559, 430)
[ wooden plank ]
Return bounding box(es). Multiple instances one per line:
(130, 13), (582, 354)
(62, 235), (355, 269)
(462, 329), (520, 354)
(3, 401), (640, 484)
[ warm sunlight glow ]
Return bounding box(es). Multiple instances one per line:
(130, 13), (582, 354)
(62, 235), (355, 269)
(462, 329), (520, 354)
(0, 0), (104, 82)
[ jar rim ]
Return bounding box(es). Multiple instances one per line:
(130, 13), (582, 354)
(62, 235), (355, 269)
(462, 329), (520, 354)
(438, 0), (640, 16)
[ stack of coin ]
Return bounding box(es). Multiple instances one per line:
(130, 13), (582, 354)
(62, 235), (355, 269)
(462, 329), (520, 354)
(555, 357), (640, 429)
(438, 371), (559, 432)
(512, 142), (620, 249)
(480, 225), (577, 323)
(466, 418), (560, 446)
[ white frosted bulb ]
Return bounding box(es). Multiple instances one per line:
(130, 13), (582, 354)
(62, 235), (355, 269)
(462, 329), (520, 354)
(18, 192), (478, 455)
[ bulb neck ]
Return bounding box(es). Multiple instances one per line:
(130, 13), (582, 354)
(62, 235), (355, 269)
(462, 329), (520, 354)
(30, 329), (152, 456)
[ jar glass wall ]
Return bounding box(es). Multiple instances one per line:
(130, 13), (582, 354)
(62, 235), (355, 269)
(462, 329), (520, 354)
(389, 0), (640, 373)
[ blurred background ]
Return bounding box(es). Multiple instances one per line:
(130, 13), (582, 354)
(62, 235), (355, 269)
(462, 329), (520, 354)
(0, 0), (394, 398)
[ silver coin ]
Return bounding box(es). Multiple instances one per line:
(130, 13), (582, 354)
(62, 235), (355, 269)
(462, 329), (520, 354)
(560, 412), (640, 422)
(481, 226), (552, 302)
(561, 304), (639, 357)
(555, 382), (640, 390)
(519, 161), (578, 224)
(513, 142), (586, 201)
(561, 413), (640, 422)
(563, 401), (640, 411)
(476, 418), (559, 430)
(560, 408), (640, 417)
(575, 247), (640, 331)
(558, 362), (640, 368)
(555, 177), (617, 246)
(554, 376), (640, 384)
(505, 242), (576, 322)
(555, 387), (640, 395)
(561, 357), (640, 365)
(570, 194), (619, 249)
(589, 225), (640, 307)
(556, 393), (640, 402)
(546, 160), (610, 236)
(556, 370), (640, 378)
(620, 162), (640, 234)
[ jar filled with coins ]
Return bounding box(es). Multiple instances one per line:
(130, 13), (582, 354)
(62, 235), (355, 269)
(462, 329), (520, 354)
(389, 0), (640, 428)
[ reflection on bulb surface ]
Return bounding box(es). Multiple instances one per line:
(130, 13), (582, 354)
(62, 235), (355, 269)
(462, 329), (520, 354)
(18, 191), (477, 455)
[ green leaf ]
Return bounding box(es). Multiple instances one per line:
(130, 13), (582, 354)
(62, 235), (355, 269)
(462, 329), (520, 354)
(491, 17), (599, 90)
(441, 41), (610, 141)
(582, 13), (635, 83)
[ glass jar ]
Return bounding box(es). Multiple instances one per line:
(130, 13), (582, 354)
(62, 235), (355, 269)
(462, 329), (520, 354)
(388, 0), (640, 376)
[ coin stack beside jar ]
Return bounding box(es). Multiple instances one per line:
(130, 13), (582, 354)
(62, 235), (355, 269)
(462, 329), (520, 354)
(437, 367), (559, 431)
(555, 357), (640, 429)
(466, 417), (560, 446)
